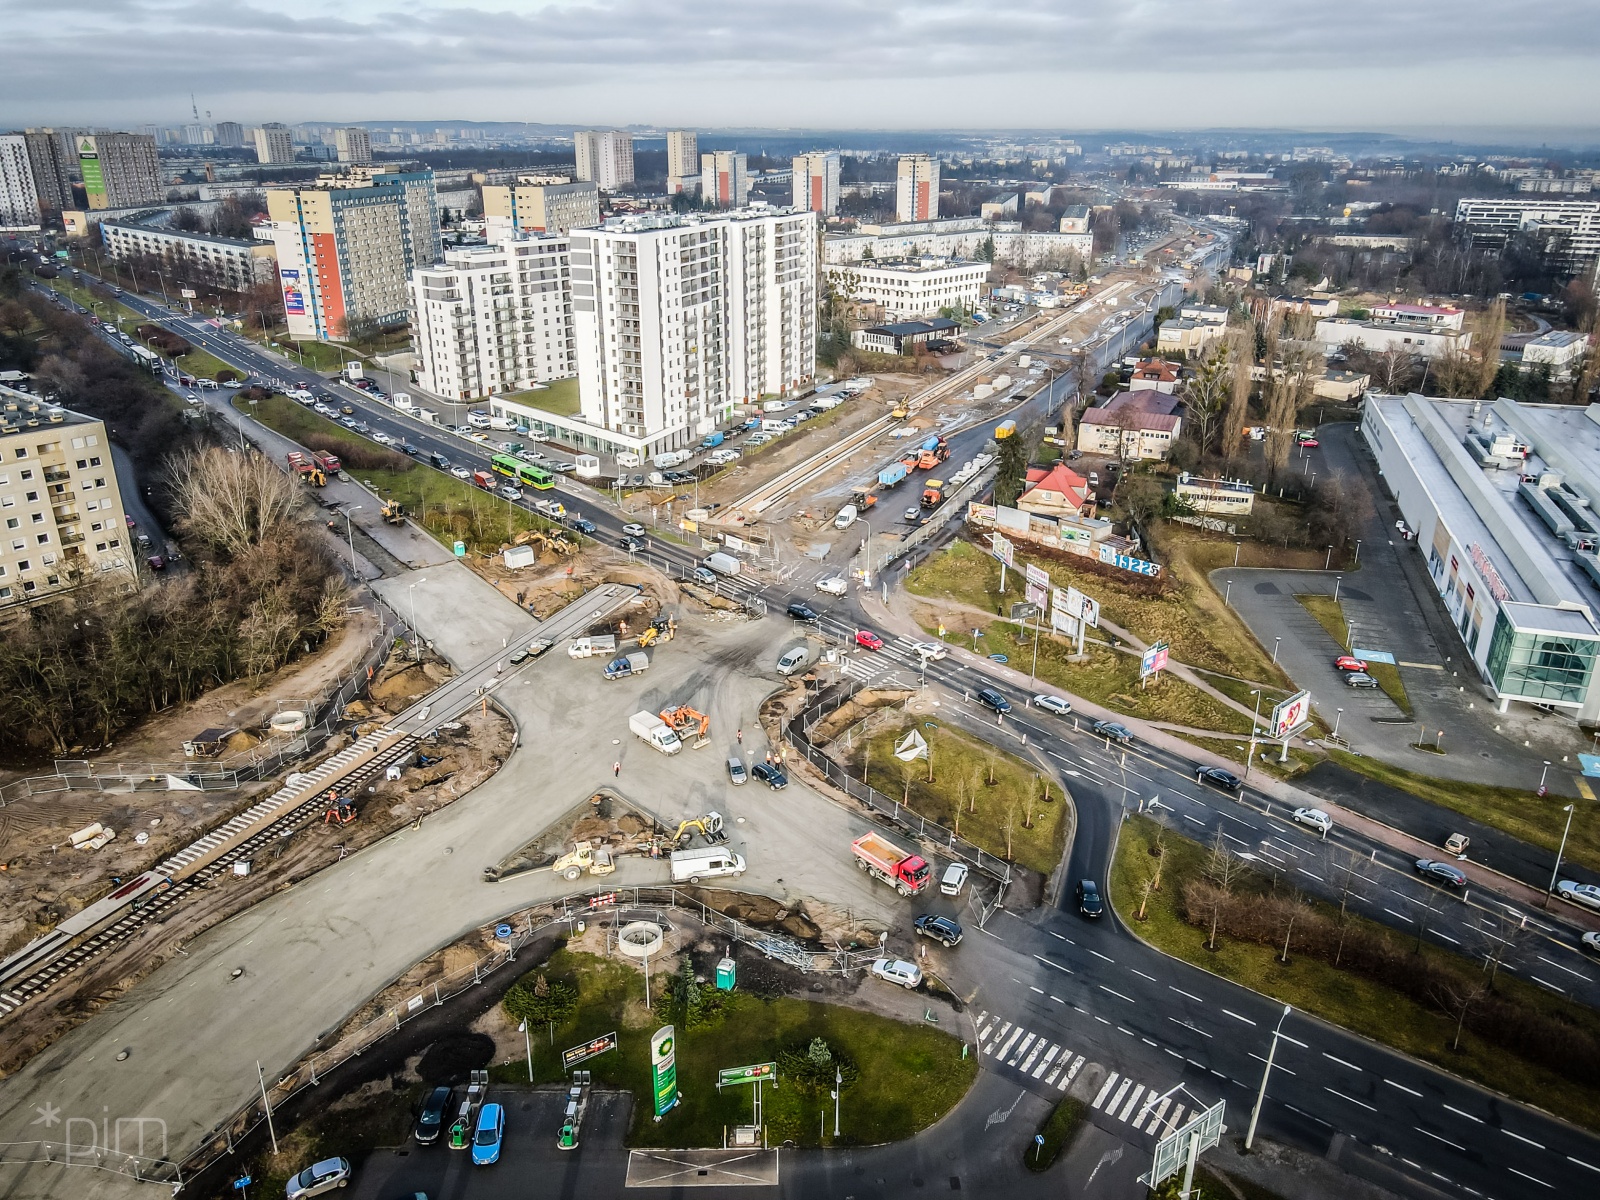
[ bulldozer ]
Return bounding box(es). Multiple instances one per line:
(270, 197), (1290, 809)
(522, 528), (578, 556)
(380, 498), (406, 524)
(669, 812), (726, 847)
(637, 615), (677, 647)
(551, 840), (615, 881)
(659, 703), (710, 747)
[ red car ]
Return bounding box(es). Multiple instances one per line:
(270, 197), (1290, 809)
(1333, 655), (1367, 672)
(855, 630), (884, 651)
(1297, 436), (1320, 448)
(125, 515), (137, 528)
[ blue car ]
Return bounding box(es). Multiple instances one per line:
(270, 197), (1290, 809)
(471, 1103), (505, 1166)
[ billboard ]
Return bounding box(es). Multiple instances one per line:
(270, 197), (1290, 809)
(1269, 691), (1311, 739)
(1025, 563), (1050, 590)
(1140, 643), (1169, 678)
(1098, 544), (1161, 578)
(1140, 1100), (1225, 1188)
(77, 137), (104, 197)
(717, 1062), (777, 1088)
(561, 1031), (618, 1070)
(651, 1025), (679, 1118)
(1025, 582), (1049, 609)
(280, 268), (305, 316)
(990, 532), (1014, 568)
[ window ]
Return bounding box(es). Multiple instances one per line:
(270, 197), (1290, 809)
(13, 449), (25, 459)
(4, 518), (14, 530)
(19, 469), (31, 480)
(16, 559), (28, 571)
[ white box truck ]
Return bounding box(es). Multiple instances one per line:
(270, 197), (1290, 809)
(567, 635), (618, 659)
(654, 450), (690, 469)
(670, 846), (746, 884)
(629, 712), (682, 754)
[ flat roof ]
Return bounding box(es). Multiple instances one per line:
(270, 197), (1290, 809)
(1500, 601), (1600, 639)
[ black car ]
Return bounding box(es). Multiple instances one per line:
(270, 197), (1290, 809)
(1091, 720), (1134, 744)
(751, 761), (789, 790)
(619, 535), (645, 552)
(1076, 880), (1104, 918)
(975, 688), (1011, 715)
(570, 518), (596, 535)
(414, 1085), (453, 1144)
(399, 442), (419, 456)
(913, 914), (964, 947)
(786, 601), (820, 622)
(1414, 859), (1468, 889)
(429, 453), (451, 469)
(1195, 766), (1243, 792)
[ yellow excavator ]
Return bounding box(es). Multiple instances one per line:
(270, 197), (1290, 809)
(638, 615), (677, 647)
(659, 703), (710, 747)
(551, 840), (615, 881)
(380, 498), (406, 524)
(669, 812), (726, 847)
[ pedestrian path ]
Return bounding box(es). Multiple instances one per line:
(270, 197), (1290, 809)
(975, 1010), (1191, 1139)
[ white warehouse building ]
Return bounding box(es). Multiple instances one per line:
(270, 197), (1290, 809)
(826, 257), (989, 321)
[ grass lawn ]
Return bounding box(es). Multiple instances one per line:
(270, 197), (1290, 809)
(855, 717), (1072, 875)
(1326, 748), (1600, 873)
(1111, 814), (1600, 1132)
(1295, 594), (1412, 715)
(1168, 732), (1319, 781)
(506, 376), (581, 417)
(492, 949), (976, 1147)
(1024, 1096), (1086, 1171)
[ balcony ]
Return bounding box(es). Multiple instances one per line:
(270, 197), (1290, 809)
(43, 468), (70, 484)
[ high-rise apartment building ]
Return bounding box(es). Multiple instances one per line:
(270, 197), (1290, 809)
(334, 127), (372, 165)
(666, 130), (698, 194)
(792, 151), (841, 216)
(896, 154), (940, 222)
(19, 133), (71, 215)
(410, 235), (576, 401)
(0, 388), (136, 611)
(701, 151), (749, 208)
(562, 208), (816, 451)
(268, 168), (440, 341)
(183, 124), (213, 146)
(75, 133), (162, 210)
(0, 136), (41, 227)
(214, 121), (244, 148)
(573, 130), (634, 191)
(254, 123), (295, 165)
(482, 176), (600, 239)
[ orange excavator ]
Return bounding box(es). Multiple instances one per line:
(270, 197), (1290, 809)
(659, 704), (710, 748)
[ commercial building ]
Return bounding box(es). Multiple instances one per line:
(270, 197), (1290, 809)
(1314, 316), (1470, 359)
(701, 151), (749, 208)
(792, 151), (840, 216)
(825, 257), (988, 322)
(254, 123), (295, 165)
(1174, 472), (1255, 516)
(482, 176), (600, 238)
(1362, 393), (1600, 721)
(896, 155), (939, 222)
(1522, 330), (1589, 377)
(334, 127), (372, 165)
(0, 136), (41, 228)
(410, 235), (576, 401)
(267, 168), (440, 341)
(824, 216), (1091, 269)
(850, 318), (960, 355)
(75, 133), (162, 210)
(1455, 196), (1600, 283)
(489, 207), (815, 459)
(1058, 205), (1090, 234)
(0, 387), (136, 611)
(18, 132), (72, 215)
(214, 121), (244, 148)
(1076, 390), (1182, 460)
(665, 130), (698, 194)
(573, 130), (634, 191)
(1156, 317), (1225, 357)
(100, 220), (277, 290)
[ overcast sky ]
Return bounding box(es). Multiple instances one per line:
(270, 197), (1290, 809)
(3, 0), (1598, 137)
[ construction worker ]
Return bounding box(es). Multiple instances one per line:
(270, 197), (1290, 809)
(736, 727), (743, 745)
(613, 761), (621, 778)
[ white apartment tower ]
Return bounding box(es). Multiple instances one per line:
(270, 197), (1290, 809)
(254, 123), (295, 165)
(665, 130), (698, 194)
(335, 127), (373, 164)
(569, 208), (816, 449)
(573, 130), (634, 191)
(792, 151), (841, 216)
(410, 236), (577, 401)
(701, 151), (749, 208)
(0, 136), (41, 228)
(896, 154), (940, 222)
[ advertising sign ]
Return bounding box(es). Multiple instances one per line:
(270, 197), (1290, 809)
(1025, 582), (1049, 610)
(1080, 594), (1100, 629)
(989, 532), (1014, 568)
(717, 1062), (777, 1088)
(77, 137), (104, 195)
(1140, 643), (1169, 678)
(1097, 544), (1161, 578)
(1141, 1100), (1225, 1188)
(651, 1025), (679, 1118)
(1025, 562), (1050, 590)
(280, 269), (305, 316)
(562, 1031), (618, 1070)
(1269, 691), (1311, 739)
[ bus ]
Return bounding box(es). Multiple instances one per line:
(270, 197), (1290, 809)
(129, 344), (163, 374)
(490, 454), (554, 490)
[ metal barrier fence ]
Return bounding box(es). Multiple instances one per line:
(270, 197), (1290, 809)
(784, 689), (1015, 887)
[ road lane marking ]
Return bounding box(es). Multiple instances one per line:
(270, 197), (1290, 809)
(1182, 814), (1206, 827)
(1382, 907), (1415, 923)
(1100, 985), (1135, 1003)
(1090, 949), (1115, 963)
(1010, 1033), (1037, 1066)
(1501, 1129), (1544, 1148)
(1033, 954), (1074, 975)
(1530, 975), (1565, 993)
(1280, 1034), (1309, 1048)
(1168, 1018), (1212, 1038)
(1095, 1074), (1126, 1110)
(1506, 1168), (1551, 1188)
(1132, 969), (1158, 982)
(1032, 1045), (1059, 1078)
(1029, 986), (1044, 994)
(1431, 931), (1460, 945)
(1118, 1026), (1137, 1037)
(1441, 1104), (1483, 1123)
(1567, 1155), (1600, 1173)
(1297, 869), (1326, 882)
(1170, 987), (1205, 1003)
(1383, 1079), (1422, 1097)
(1323, 1088), (1376, 1112)
(1250, 1053), (1295, 1076)
(1322, 1053), (1362, 1071)
(1048, 931), (1074, 943)
(1417, 1129), (1467, 1152)
(1221, 1009), (1255, 1025)
(1050, 995), (1064, 1004)
(1536, 954), (1591, 980)
(1117, 1084), (1147, 1122)
(995, 1026), (1023, 1059)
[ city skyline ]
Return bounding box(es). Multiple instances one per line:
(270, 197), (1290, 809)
(2, 0), (1598, 137)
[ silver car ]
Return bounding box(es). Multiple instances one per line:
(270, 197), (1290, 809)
(285, 1157), (351, 1198)
(1557, 880), (1600, 912)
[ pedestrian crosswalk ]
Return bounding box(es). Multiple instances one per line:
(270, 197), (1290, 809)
(974, 1010), (1193, 1139)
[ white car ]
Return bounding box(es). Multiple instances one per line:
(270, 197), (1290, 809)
(371, 432), (395, 445)
(450, 466), (472, 480)
(912, 642), (947, 662)
(870, 958), (924, 989)
(498, 485), (523, 501)
(940, 862), (969, 896)
(622, 523), (645, 537)
(1556, 880), (1600, 912)
(1291, 807), (1333, 835)
(815, 576), (848, 597)
(1032, 694), (1072, 715)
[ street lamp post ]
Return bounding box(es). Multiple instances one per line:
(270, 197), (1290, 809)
(1245, 1006), (1293, 1151)
(1333, 575), (1342, 603)
(1224, 579), (1233, 608)
(1271, 636), (1281, 665)
(407, 578), (427, 661)
(340, 506), (363, 572)
(518, 1021), (533, 1082)
(1547, 803), (1576, 906)
(1538, 759), (1553, 795)
(833, 1066), (842, 1137)
(1244, 689), (1264, 782)
(1354, 539), (1361, 565)
(1332, 708), (1344, 739)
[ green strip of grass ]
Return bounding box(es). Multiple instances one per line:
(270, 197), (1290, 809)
(1295, 593), (1412, 716)
(1024, 1096), (1086, 1171)
(1111, 813), (1600, 1132)
(1167, 732), (1318, 781)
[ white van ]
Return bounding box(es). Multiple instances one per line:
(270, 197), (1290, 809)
(616, 451), (643, 469)
(776, 647), (809, 676)
(670, 847), (747, 885)
(467, 410), (492, 428)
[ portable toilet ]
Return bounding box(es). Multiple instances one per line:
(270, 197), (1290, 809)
(716, 956), (737, 991)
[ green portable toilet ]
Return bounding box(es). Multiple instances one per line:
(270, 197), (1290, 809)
(716, 956), (736, 991)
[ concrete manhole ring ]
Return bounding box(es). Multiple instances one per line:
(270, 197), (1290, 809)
(616, 921), (665, 959)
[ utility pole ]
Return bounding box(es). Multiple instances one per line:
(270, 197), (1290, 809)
(256, 1061), (279, 1155)
(1245, 1006), (1293, 1151)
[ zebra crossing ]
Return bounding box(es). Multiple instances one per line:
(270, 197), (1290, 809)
(975, 1011), (1193, 1140)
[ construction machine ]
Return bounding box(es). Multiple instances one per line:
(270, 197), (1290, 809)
(638, 615), (677, 647)
(669, 811), (727, 847)
(659, 703), (710, 747)
(551, 840), (615, 881)
(847, 487), (877, 511)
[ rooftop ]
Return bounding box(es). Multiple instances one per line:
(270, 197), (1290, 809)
(1024, 462), (1089, 495)
(502, 377), (581, 417)
(863, 319), (961, 337)
(101, 219), (258, 251)
(1525, 330), (1588, 349)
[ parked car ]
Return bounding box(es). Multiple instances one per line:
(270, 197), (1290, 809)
(285, 1157), (352, 1198)
(1195, 766), (1243, 792)
(1032, 694), (1071, 715)
(1292, 807), (1333, 835)
(1092, 720), (1134, 744)
(1333, 655), (1368, 672)
(727, 757), (748, 786)
(1556, 880), (1600, 912)
(975, 688), (1011, 715)
(1343, 672), (1379, 689)
(1582, 931), (1600, 956)
(855, 629), (884, 650)
(414, 1086), (453, 1144)
(1414, 859), (1468, 889)
(776, 647), (809, 675)
(751, 761), (789, 790)
(786, 601), (819, 621)
(870, 958), (923, 989)
(913, 914), (964, 947)
(471, 1103), (505, 1166)
(940, 862), (969, 896)
(1076, 880), (1104, 918)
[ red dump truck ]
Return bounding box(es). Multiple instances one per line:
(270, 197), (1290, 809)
(851, 832), (931, 896)
(310, 450), (342, 474)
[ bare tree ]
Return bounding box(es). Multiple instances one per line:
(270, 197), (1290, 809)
(168, 447), (306, 560)
(967, 763), (984, 815)
(1135, 873), (1157, 921)
(1278, 892), (1311, 963)
(1221, 323), (1255, 471)
(1372, 346), (1418, 394)
(1472, 298), (1507, 399)
(1325, 846), (1369, 966)
(1433, 348), (1479, 398)
(1181, 340), (1230, 459)
(1202, 829), (1249, 950)
(1430, 974), (1492, 1052)
(1571, 310), (1600, 405)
